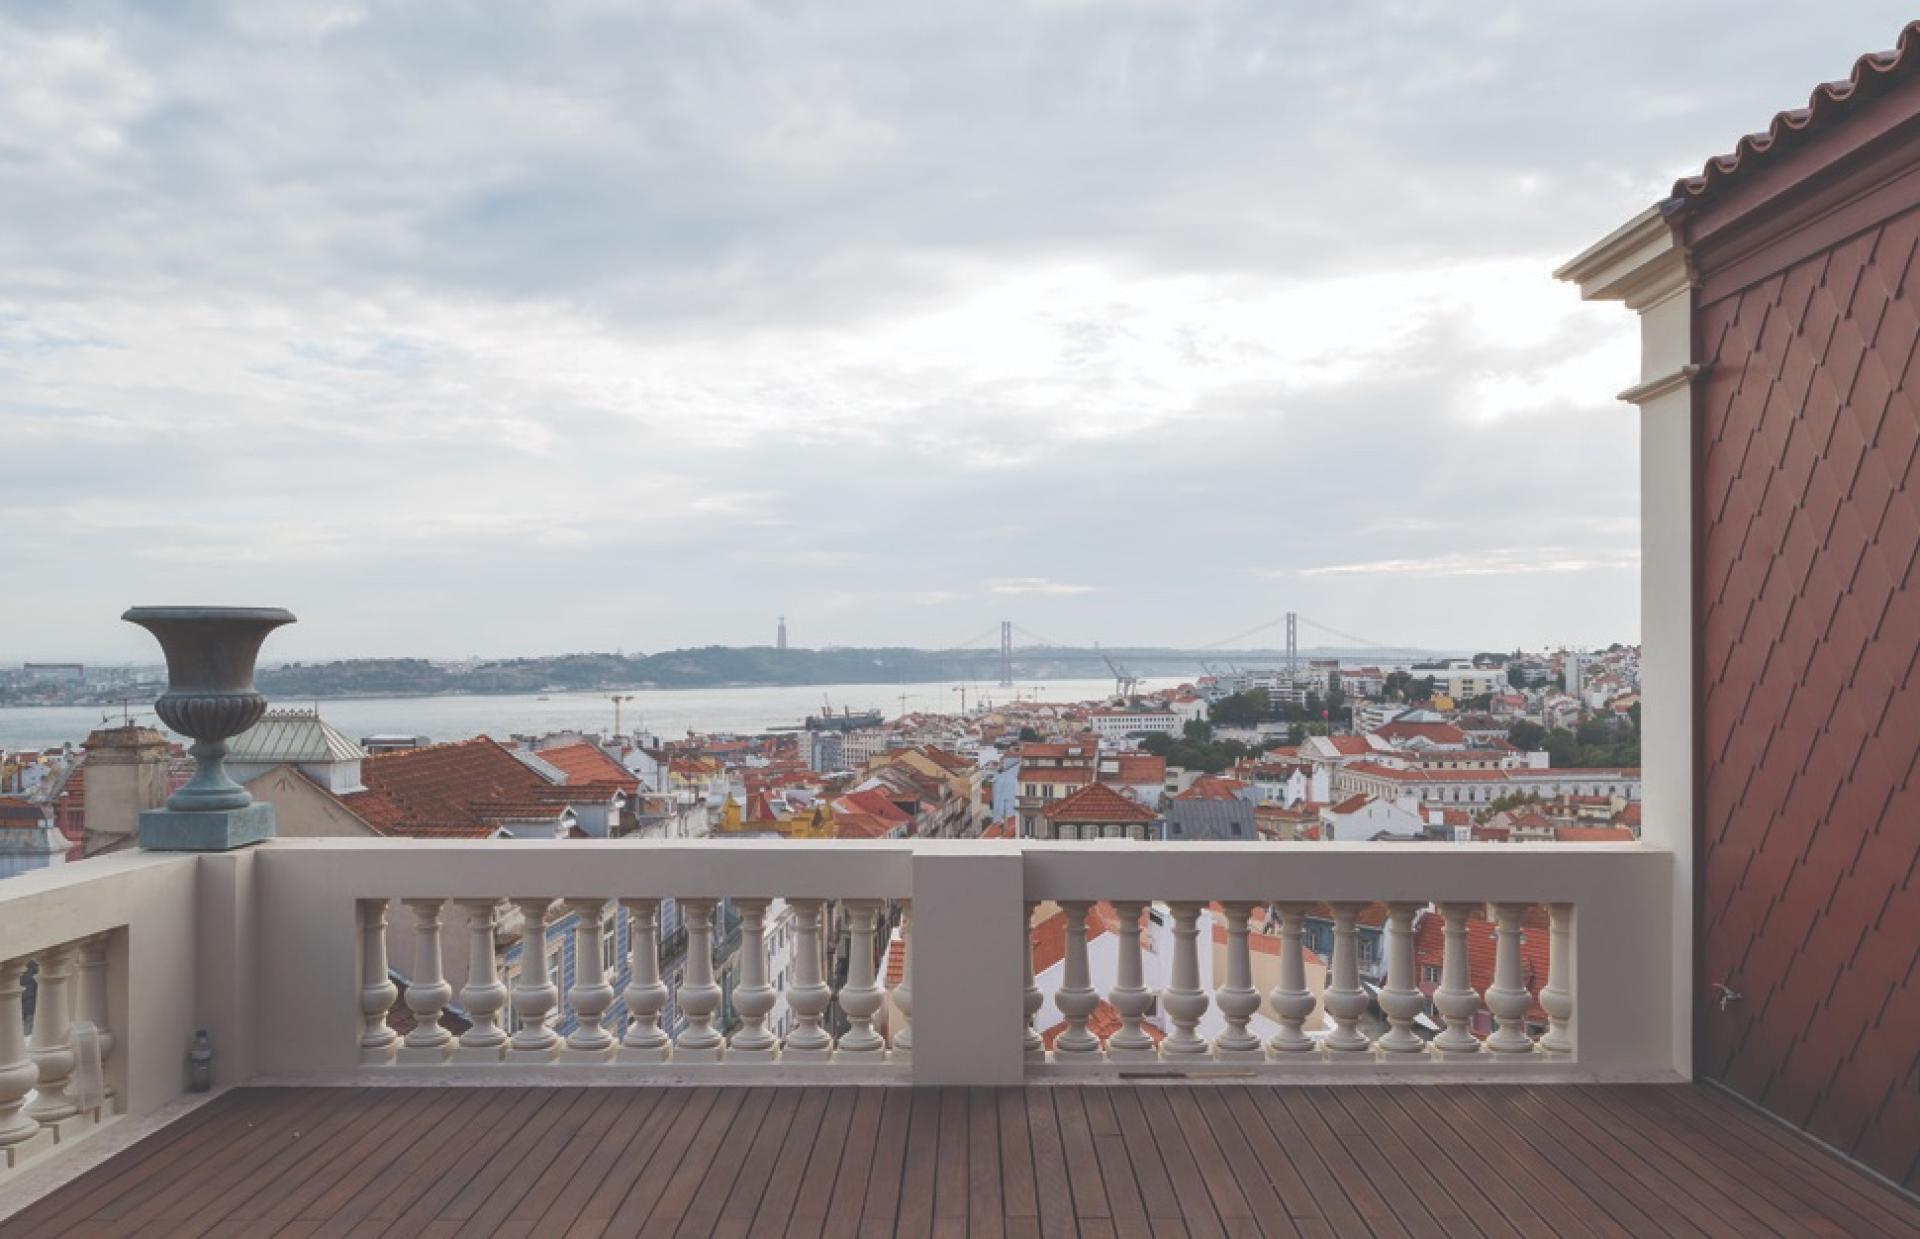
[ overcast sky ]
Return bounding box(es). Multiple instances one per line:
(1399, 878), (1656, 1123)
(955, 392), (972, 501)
(5, 2), (1911, 662)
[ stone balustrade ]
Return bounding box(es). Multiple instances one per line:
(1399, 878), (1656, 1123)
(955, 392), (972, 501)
(0, 838), (1677, 1183)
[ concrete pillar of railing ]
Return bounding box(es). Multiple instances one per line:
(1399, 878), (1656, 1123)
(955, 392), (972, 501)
(1323, 903), (1372, 1053)
(908, 843), (1024, 1085)
(728, 898), (777, 1061)
(890, 902), (913, 1061)
(1485, 903), (1537, 1055)
(562, 900), (616, 1063)
(197, 850), (262, 1086)
(1267, 903), (1315, 1054)
(506, 898), (560, 1063)
(27, 945), (79, 1136)
(1377, 902), (1426, 1055)
(1214, 902), (1263, 1061)
(1160, 902), (1209, 1058)
(453, 900), (508, 1063)
(399, 899), (455, 1064)
(1541, 903), (1575, 1055)
(619, 898), (671, 1063)
(1021, 902), (1044, 1058)
(673, 898), (723, 1062)
(0, 958), (48, 1166)
(1106, 900), (1155, 1061)
(836, 900), (885, 1059)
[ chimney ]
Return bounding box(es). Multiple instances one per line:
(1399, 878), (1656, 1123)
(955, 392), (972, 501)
(80, 724), (172, 855)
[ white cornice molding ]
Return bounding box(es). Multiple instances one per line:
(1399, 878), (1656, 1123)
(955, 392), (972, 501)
(1618, 365), (1702, 406)
(1556, 205), (1695, 310)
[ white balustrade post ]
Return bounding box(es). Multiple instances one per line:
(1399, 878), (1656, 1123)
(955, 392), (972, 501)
(1377, 903), (1426, 1055)
(507, 898), (561, 1062)
(1266, 903), (1316, 1054)
(836, 900), (885, 1059)
(26, 946), (78, 1133)
(1485, 902), (1537, 1055)
(1160, 902), (1210, 1058)
(890, 902), (912, 1061)
(0, 959), (45, 1165)
(728, 898), (777, 1061)
(1106, 901), (1155, 1061)
(1022, 902), (1044, 1057)
(398, 899), (455, 1063)
(358, 899), (399, 1065)
(1433, 902), (1483, 1055)
(1323, 903), (1372, 1054)
(1214, 902), (1263, 1061)
(619, 899), (670, 1063)
(75, 934), (114, 1106)
(781, 899), (832, 1062)
(562, 900), (616, 1062)
(1052, 901), (1101, 1060)
(1540, 903), (1575, 1055)
(674, 898), (723, 1062)
(452, 900), (508, 1062)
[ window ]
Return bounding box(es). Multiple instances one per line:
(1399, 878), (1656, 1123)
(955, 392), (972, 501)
(602, 923), (619, 975)
(1421, 965), (1441, 985)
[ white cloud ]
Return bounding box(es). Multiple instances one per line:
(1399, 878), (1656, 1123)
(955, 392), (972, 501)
(987, 578), (1105, 596)
(1297, 548), (1641, 579)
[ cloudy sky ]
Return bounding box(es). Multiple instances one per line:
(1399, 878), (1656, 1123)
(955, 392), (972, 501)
(5, 2), (1911, 662)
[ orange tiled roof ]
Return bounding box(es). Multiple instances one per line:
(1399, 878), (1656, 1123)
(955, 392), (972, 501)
(1175, 776), (1246, 802)
(1042, 782), (1155, 825)
(340, 737), (563, 836)
(1553, 826), (1635, 842)
(1412, 905), (1551, 1022)
(536, 742), (636, 789)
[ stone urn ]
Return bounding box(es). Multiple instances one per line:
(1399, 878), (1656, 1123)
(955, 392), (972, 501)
(122, 607), (296, 815)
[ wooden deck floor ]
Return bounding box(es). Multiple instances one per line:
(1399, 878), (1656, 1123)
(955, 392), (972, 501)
(2, 1083), (1915, 1238)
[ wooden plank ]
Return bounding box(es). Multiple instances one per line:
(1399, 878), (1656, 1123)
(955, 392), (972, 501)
(894, 1088), (943, 1237)
(622, 1082), (750, 1238)
(817, 1087), (887, 1238)
(1489, 1091), (1735, 1229)
(0, 1088), (272, 1239)
(92, 1087), (344, 1234)
(1214, 1086), (1337, 1239)
(521, 1088), (671, 1239)
(1328, 1091), (1505, 1229)
(1104, 1087), (1182, 1224)
(857, 1087), (915, 1236)
(1182, 1086), (1300, 1239)
(1374, 1083), (1582, 1237)
(381, 1086), (596, 1233)
(964, 1087), (1005, 1239)
(1450, 1086), (1679, 1238)
(787, 1086), (860, 1239)
(160, 1085), (421, 1236)
(1053, 1087), (1114, 1224)
(995, 1087), (1038, 1222)
(1158, 1089), (1262, 1233)
(1080, 1087), (1152, 1239)
(1543, 1083), (1797, 1237)
(1392, 1086), (1615, 1239)
(933, 1087), (971, 1229)
(708, 1086), (804, 1239)
(567, 1086), (718, 1239)
(458, 1088), (638, 1236)
(1298, 1090), (1449, 1238)
(666, 1086), (775, 1238)
(1268, 1088), (1411, 1239)
(1022, 1085), (1078, 1239)
(1132, 1086), (1226, 1239)
(1655, 1083), (1920, 1234)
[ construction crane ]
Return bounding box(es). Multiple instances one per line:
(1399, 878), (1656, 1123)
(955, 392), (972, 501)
(1101, 653), (1139, 700)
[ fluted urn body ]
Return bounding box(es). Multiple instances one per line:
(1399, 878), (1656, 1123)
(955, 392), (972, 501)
(122, 607), (295, 812)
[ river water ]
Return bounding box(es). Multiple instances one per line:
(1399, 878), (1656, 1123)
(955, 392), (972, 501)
(0, 676), (1187, 750)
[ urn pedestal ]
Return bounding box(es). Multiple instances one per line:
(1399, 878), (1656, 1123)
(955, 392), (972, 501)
(122, 607), (296, 852)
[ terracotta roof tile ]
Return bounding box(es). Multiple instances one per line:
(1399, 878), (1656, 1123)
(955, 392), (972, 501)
(1042, 782), (1156, 825)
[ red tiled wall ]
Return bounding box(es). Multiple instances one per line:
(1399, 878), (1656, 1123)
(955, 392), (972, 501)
(1697, 205), (1920, 1190)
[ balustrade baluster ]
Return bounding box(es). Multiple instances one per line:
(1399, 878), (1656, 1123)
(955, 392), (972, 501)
(1377, 903), (1426, 1055)
(1106, 901), (1155, 1060)
(399, 899), (455, 1063)
(1540, 903), (1574, 1055)
(0, 959), (43, 1164)
(782, 900), (833, 1062)
(1432, 902), (1482, 1055)
(728, 898), (777, 1060)
(674, 898), (724, 1061)
(75, 934), (114, 1107)
(1485, 902), (1537, 1054)
(453, 900), (508, 1062)
(358, 899), (399, 1065)
(1053, 901), (1101, 1059)
(27, 946), (78, 1132)
(619, 899), (671, 1062)
(563, 900), (616, 1062)
(836, 900), (885, 1058)
(1160, 902), (1209, 1058)
(1266, 903), (1316, 1054)
(1214, 902), (1263, 1060)
(1022, 902), (1044, 1057)
(890, 902), (913, 1061)
(1323, 903), (1372, 1053)
(507, 898), (561, 1062)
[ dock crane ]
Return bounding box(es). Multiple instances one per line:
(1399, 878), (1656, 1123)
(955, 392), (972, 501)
(1101, 653), (1139, 700)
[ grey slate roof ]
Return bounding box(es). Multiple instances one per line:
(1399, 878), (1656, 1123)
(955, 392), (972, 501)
(229, 709), (366, 763)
